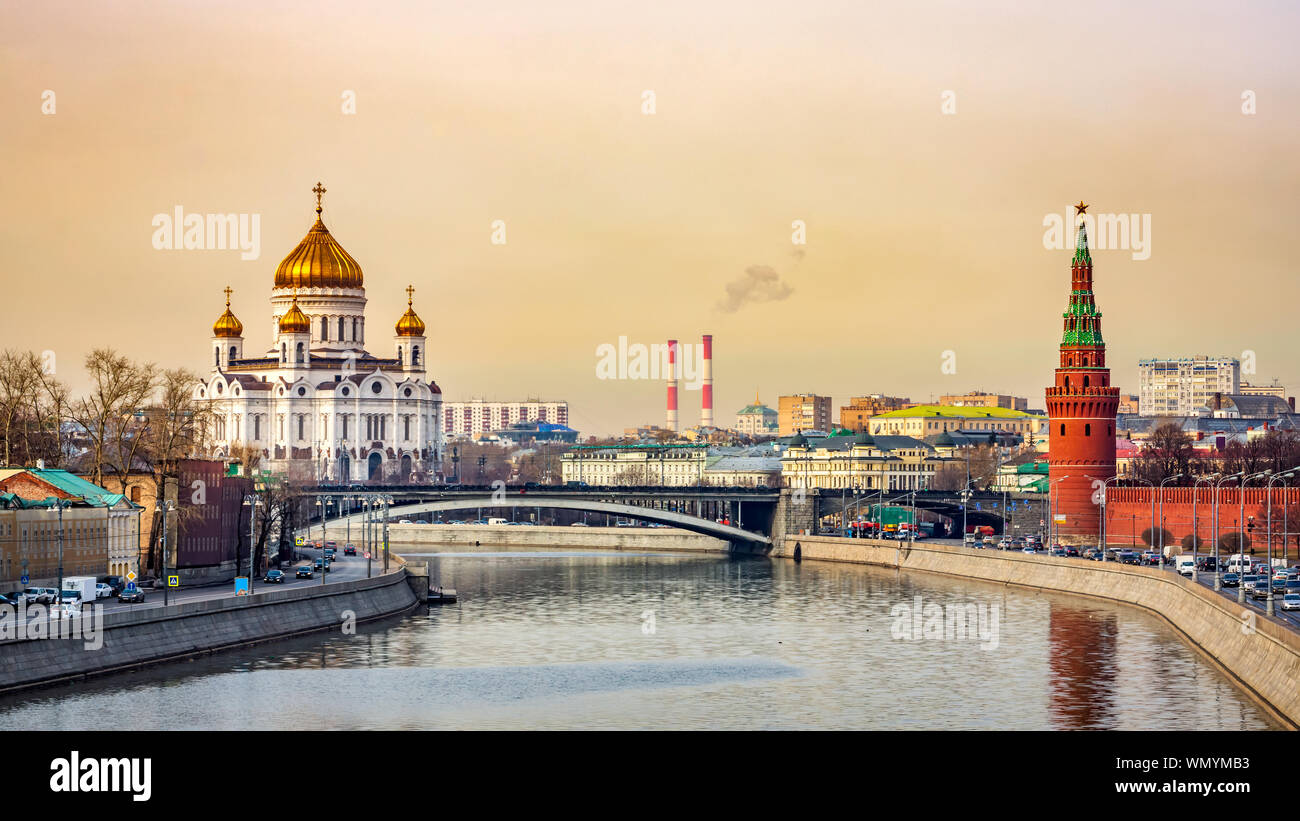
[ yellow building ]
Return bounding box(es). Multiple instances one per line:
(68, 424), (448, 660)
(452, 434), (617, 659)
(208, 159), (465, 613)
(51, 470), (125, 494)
(781, 432), (949, 492)
(867, 405), (1046, 444)
(0, 468), (141, 586)
(778, 394), (832, 436)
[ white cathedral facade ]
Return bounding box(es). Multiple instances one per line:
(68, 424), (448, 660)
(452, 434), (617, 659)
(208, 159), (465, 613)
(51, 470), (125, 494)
(196, 184), (443, 482)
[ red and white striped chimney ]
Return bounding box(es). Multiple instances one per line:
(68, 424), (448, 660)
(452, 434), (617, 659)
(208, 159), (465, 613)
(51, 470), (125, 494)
(666, 339), (679, 432)
(701, 333), (714, 428)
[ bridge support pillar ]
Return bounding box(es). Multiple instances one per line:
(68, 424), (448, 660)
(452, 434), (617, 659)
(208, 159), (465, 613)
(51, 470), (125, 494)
(771, 488), (819, 554)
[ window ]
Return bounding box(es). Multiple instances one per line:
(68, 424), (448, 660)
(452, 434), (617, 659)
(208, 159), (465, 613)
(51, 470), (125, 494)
(214, 349), (220, 366)
(1084, 376), (1090, 388)
(230, 345), (236, 361)
(412, 346), (420, 366)
(321, 317), (328, 341)
(296, 342), (305, 363)
(1085, 423), (1091, 436)
(352, 318), (358, 341)
(281, 343), (287, 363)
(338, 317), (345, 340)
(1060, 423), (1065, 436)
(298, 415), (305, 440)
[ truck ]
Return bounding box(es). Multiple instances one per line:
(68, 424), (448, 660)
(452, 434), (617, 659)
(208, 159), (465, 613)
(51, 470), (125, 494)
(60, 575), (98, 605)
(1174, 556), (1196, 577)
(486, 517), (507, 526)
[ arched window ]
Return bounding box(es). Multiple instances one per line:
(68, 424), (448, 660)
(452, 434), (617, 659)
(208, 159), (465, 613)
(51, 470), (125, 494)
(338, 317), (345, 340)
(397, 348), (404, 366)
(412, 346), (420, 366)
(281, 343), (287, 363)
(229, 345), (237, 361)
(1084, 375), (1090, 388)
(1085, 423), (1091, 436)
(296, 342), (305, 363)
(321, 316), (328, 341)
(214, 349), (220, 366)
(1060, 423), (1065, 436)
(352, 318), (358, 341)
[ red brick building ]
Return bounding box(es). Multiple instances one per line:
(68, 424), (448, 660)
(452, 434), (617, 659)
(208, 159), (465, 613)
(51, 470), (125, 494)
(1046, 207), (1120, 540)
(1105, 485), (1300, 559)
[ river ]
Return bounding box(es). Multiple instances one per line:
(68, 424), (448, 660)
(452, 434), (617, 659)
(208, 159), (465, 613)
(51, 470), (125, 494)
(0, 545), (1278, 730)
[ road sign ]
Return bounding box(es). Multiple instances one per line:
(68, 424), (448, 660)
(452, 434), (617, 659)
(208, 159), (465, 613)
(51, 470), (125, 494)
(1054, 514), (1067, 523)
(234, 577), (249, 597)
(363, 552), (371, 559)
(125, 582), (137, 592)
(167, 575), (180, 588)
(126, 570), (137, 582)
(20, 575), (28, 585)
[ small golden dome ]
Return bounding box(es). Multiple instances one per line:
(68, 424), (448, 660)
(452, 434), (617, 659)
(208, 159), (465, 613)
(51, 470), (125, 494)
(213, 286), (243, 338)
(278, 293), (311, 335)
(395, 285), (426, 337)
(272, 182), (365, 290)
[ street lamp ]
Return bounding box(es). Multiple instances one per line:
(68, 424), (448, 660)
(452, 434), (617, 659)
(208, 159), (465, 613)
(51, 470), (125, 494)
(315, 497), (330, 586)
(1212, 473), (1242, 591)
(159, 500), (175, 607)
(1190, 474), (1217, 584)
(1265, 471), (1295, 617)
(1090, 474), (1125, 560)
(50, 498), (70, 606)
(1048, 475), (1071, 551)
(242, 494), (262, 594)
(1238, 472), (1270, 604)
(1157, 474), (1183, 561)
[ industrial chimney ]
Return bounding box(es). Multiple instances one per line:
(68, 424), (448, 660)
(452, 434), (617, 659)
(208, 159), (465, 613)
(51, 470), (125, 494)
(666, 339), (679, 432)
(701, 333), (714, 428)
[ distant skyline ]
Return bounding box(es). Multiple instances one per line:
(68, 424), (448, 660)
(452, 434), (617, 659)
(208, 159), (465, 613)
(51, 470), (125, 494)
(3, 0), (1298, 436)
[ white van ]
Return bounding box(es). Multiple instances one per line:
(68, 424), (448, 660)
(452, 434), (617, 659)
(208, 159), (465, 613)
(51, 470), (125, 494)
(486, 517), (507, 526)
(1175, 556), (1196, 577)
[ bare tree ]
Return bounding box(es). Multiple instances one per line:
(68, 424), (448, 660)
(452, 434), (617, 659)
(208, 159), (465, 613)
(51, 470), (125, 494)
(72, 349), (158, 487)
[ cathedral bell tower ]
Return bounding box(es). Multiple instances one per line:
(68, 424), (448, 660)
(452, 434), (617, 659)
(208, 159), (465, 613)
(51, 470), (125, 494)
(211, 286), (244, 370)
(394, 285), (427, 374)
(1046, 202), (1120, 540)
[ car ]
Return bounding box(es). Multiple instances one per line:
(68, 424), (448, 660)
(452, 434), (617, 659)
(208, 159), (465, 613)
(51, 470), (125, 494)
(1250, 585), (1271, 600)
(0, 592), (20, 608)
(1221, 573), (1240, 587)
(295, 565), (314, 579)
(1119, 551), (1142, 565)
(1064, 546), (1081, 557)
(313, 558), (331, 573)
(264, 570), (286, 584)
(998, 539), (1012, 549)
(1285, 580), (1300, 594)
(118, 588), (146, 603)
(344, 544), (357, 556)
(323, 548), (337, 562)
(94, 583), (113, 599)
(399, 519), (413, 524)
(1243, 575), (1264, 592)
(1281, 594), (1300, 612)
(21, 587), (57, 605)
(571, 522), (590, 527)
(1023, 546), (1037, 554)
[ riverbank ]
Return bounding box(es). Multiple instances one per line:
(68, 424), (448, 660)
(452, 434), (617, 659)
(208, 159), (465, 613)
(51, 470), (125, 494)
(774, 536), (1300, 729)
(0, 566), (422, 695)
(388, 523), (730, 553)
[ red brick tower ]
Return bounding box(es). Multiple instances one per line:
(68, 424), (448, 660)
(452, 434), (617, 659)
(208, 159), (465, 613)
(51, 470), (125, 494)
(1046, 203), (1119, 540)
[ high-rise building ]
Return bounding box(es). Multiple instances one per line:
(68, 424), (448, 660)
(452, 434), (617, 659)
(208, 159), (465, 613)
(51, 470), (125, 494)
(443, 399), (570, 438)
(838, 395), (913, 432)
(778, 394), (832, 436)
(1137, 356), (1239, 416)
(1046, 205), (1119, 540)
(937, 391), (1028, 412)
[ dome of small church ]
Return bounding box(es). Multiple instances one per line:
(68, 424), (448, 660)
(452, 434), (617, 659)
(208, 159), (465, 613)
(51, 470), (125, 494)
(278, 295), (311, 334)
(395, 286), (426, 336)
(212, 287), (243, 338)
(273, 183), (365, 290)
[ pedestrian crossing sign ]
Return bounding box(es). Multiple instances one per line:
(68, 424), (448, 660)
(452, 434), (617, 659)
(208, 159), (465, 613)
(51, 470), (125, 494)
(168, 575), (179, 588)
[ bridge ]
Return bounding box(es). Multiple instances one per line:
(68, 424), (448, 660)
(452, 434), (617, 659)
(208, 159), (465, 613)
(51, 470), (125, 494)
(298, 484), (1049, 549)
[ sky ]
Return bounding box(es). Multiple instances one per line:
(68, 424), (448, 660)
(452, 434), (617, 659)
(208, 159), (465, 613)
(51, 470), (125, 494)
(1, 0), (1297, 436)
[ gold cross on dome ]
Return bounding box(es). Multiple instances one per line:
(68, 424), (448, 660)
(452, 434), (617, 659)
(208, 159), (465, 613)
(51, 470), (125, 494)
(312, 182), (326, 211)
(224, 285), (233, 306)
(406, 284), (415, 305)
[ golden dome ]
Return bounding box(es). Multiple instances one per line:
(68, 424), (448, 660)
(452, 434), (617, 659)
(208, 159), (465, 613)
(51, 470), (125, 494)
(278, 293), (311, 335)
(272, 182), (364, 290)
(213, 286), (243, 338)
(395, 285), (426, 336)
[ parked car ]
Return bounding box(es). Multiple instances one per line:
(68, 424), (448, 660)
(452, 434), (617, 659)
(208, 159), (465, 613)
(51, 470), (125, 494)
(295, 565), (314, 579)
(344, 544), (357, 556)
(1221, 573), (1240, 588)
(264, 570), (286, 584)
(21, 587), (57, 605)
(118, 588), (146, 604)
(1281, 593), (1300, 612)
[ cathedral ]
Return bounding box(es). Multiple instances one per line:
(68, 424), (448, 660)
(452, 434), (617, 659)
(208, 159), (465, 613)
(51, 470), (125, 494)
(197, 183), (443, 482)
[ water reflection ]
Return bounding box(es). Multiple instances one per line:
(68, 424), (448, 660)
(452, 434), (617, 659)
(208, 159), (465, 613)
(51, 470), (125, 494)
(0, 545), (1278, 730)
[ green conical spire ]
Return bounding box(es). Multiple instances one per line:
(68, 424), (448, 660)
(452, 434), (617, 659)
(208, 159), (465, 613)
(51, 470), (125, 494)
(1072, 219), (1091, 266)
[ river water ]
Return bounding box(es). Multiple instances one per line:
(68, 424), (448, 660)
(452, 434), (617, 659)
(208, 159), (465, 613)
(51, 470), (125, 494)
(0, 545), (1278, 730)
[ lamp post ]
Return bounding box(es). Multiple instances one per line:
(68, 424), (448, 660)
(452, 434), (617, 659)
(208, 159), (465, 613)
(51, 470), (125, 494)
(382, 495), (394, 574)
(1190, 475), (1217, 584)
(1265, 471), (1294, 617)
(1239, 472), (1268, 604)
(52, 498), (69, 606)
(315, 497), (328, 586)
(242, 494), (262, 594)
(1212, 473), (1242, 591)
(1157, 474), (1183, 562)
(159, 500), (175, 607)
(1091, 474), (1125, 559)
(1048, 475), (1070, 552)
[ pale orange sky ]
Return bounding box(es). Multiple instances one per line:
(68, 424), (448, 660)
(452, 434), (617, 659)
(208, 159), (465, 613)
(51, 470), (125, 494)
(2, 0), (1297, 435)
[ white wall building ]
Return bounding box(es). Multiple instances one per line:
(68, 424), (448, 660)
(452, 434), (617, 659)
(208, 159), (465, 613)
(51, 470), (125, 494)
(196, 186), (443, 482)
(444, 399), (569, 438)
(1138, 356), (1240, 416)
(561, 444), (706, 486)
